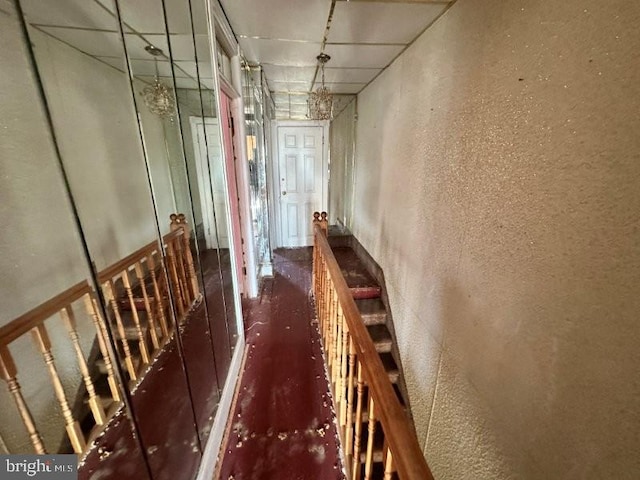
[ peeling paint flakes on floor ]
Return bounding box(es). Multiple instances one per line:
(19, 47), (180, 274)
(217, 248), (345, 480)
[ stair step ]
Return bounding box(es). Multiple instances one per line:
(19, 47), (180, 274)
(367, 324), (392, 353)
(358, 424), (385, 464)
(380, 352), (399, 384)
(349, 285), (382, 300)
(355, 298), (387, 326)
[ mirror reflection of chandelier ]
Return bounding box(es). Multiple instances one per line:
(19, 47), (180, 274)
(309, 53), (333, 120)
(142, 51), (176, 119)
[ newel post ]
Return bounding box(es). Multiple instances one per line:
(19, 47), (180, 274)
(313, 211), (328, 236)
(169, 214), (201, 302)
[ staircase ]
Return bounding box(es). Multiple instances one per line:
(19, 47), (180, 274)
(326, 232), (415, 477)
(64, 272), (171, 453)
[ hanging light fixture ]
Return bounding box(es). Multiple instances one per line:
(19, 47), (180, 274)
(142, 46), (176, 119)
(309, 53), (333, 120)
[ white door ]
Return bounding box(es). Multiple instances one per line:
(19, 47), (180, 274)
(191, 117), (229, 248)
(277, 125), (326, 247)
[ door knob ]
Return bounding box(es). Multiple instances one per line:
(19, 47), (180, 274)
(282, 191), (287, 196)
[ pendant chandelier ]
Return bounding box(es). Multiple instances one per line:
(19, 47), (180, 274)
(142, 55), (176, 119)
(309, 53), (333, 120)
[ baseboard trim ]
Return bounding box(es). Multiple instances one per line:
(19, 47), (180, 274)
(196, 340), (245, 480)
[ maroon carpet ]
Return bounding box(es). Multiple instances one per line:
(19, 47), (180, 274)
(217, 248), (345, 480)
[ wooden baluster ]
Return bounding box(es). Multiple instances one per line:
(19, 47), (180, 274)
(332, 292), (342, 387)
(319, 259), (328, 341)
(324, 266), (330, 346)
(103, 280), (137, 380)
(0, 347), (46, 454)
(345, 336), (356, 466)
(174, 236), (191, 308)
(333, 302), (343, 391)
(327, 283), (336, 372)
(383, 443), (395, 480)
(84, 295), (121, 402)
(170, 213), (200, 303)
(352, 361), (365, 480)
(147, 254), (170, 339)
(31, 324), (86, 454)
(321, 264), (329, 352)
(165, 242), (185, 319)
(60, 306), (106, 426)
(121, 269), (150, 366)
(312, 212), (321, 293)
(364, 395), (377, 480)
(134, 262), (160, 351)
(340, 322), (350, 428)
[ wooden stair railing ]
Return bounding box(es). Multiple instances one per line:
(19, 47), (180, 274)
(312, 212), (434, 480)
(0, 281), (120, 454)
(0, 214), (200, 456)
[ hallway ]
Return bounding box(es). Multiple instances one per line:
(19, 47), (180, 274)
(217, 248), (344, 480)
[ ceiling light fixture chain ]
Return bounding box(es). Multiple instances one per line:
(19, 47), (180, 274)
(309, 52), (333, 120)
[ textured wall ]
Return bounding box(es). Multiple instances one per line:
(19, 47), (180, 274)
(31, 29), (161, 270)
(347, 0), (640, 477)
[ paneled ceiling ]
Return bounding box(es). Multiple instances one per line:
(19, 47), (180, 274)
(220, 0), (454, 118)
(19, 0), (213, 90)
(18, 0), (453, 119)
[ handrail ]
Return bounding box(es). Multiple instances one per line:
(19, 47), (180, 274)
(0, 281), (91, 346)
(312, 212), (434, 480)
(0, 280), (120, 455)
(97, 241), (158, 284)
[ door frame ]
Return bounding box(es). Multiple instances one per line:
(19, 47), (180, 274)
(270, 119), (330, 249)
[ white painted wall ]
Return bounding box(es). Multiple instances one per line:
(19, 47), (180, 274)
(340, 0), (640, 477)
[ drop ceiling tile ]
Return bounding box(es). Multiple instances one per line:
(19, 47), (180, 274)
(328, 2), (447, 45)
(173, 60), (200, 77)
(323, 44), (403, 69)
(261, 65), (316, 83)
(273, 93), (310, 105)
(239, 38), (321, 66)
(165, 0), (208, 34)
(20, 0), (119, 30)
(220, 0), (329, 41)
(122, 58), (173, 77)
(269, 81), (311, 94)
(118, 0), (166, 34)
(38, 27), (127, 58)
(93, 55), (127, 72)
(323, 67), (381, 84)
(134, 34), (209, 62)
(311, 82), (366, 94)
(122, 32), (169, 59)
(135, 75), (208, 90)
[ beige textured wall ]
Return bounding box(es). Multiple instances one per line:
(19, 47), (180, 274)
(31, 29), (161, 270)
(346, 0), (640, 477)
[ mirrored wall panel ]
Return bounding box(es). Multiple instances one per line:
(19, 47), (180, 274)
(118, 0), (227, 448)
(1, 1), (149, 478)
(3, 0), (245, 477)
